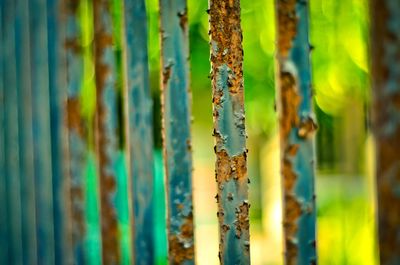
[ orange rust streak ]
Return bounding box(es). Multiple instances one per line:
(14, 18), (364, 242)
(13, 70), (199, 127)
(169, 214), (195, 265)
(276, 3), (302, 259)
(209, 0), (244, 102)
(93, 0), (119, 264)
(276, 0), (297, 58)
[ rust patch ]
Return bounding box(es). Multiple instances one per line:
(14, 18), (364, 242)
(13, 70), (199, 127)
(71, 185), (85, 244)
(163, 64), (172, 85)
(284, 193), (303, 265)
(215, 149), (247, 183)
(209, 0), (244, 101)
(169, 214), (195, 264)
(177, 8), (188, 31)
(66, 97), (85, 137)
(234, 201), (250, 239)
(276, 0), (298, 57)
(65, 0), (80, 14)
(298, 116), (318, 139)
(279, 71), (301, 139)
(65, 38), (82, 54)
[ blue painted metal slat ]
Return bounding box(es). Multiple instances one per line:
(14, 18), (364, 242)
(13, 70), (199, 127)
(0, 1), (10, 264)
(208, 1), (251, 264)
(15, 0), (38, 264)
(159, 0), (195, 264)
(29, 0), (56, 262)
(275, 0), (318, 264)
(123, 0), (155, 264)
(2, 0), (24, 263)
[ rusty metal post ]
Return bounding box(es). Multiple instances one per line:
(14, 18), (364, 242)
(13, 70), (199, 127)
(93, 0), (132, 264)
(2, 0), (24, 264)
(29, 0), (56, 262)
(47, 0), (74, 263)
(15, 0), (39, 264)
(159, 0), (195, 264)
(123, 0), (155, 264)
(369, 1), (400, 264)
(208, 0), (251, 264)
(274, 0), (318, 264)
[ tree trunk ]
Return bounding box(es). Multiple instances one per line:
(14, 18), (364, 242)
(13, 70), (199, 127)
(274, 0), (318, 264)
(369, 1), (400, 264)
(209, 0), (251, 264)
(159, 0), (195, 264)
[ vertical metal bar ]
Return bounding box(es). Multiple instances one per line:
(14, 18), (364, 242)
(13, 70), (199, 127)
(47, 0), (73, 264)
(29, 0), (56, 262)
(159, 0), (195, 264)
(2, 0), (24, 264)
(123, 0), (155, 264)
(369, 1), (400, 264)
(208, 1), (250, 264)
(93, 0), (132, 263)
(275, 0), (317, 264)
(15, 0), (38, 264)
(0, 1), (10, 264)
(64, 0), (89, 263)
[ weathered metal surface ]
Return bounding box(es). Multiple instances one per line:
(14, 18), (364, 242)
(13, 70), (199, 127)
(47, 0), (73, 263)
(93, 0), (132, 264)
(369, 1), (400, 264)
(208, 0), (250, 264)
(123, 0), (155, 264)
(2, 0), (24, 264)
(29, 0), (56, 262)
(159, 0), (195, 264)
(275, 0), (317, 264)
(64, 0), (90, 263)
(0, 2), (10, 264)
(15, 0), (38, 264)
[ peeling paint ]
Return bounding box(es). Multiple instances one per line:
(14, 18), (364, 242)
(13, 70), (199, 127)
(275, 0), (317, 264)
(369, 0), (400, 264)
(159, 0), (195, 264)
(209, 0), (250, 263)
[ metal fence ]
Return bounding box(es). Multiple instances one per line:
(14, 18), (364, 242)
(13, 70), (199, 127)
(0, 0), (398, 264)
